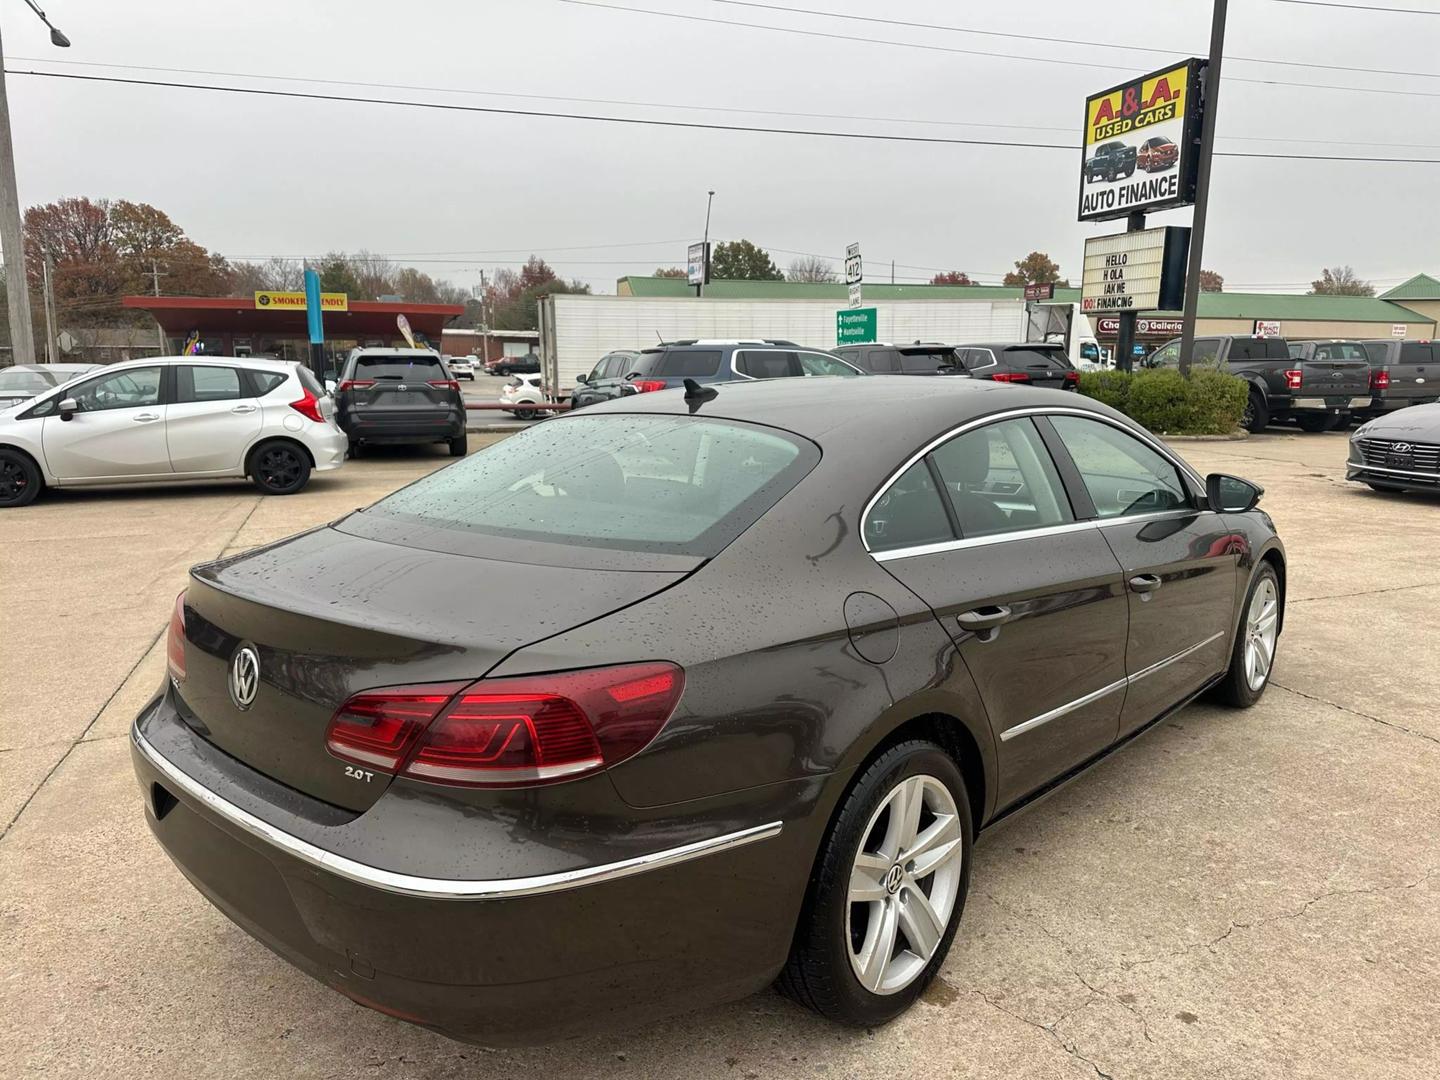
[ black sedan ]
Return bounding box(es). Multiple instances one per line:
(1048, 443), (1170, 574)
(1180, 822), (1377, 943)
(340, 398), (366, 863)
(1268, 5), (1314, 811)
(131, 376), (1285, 1044)
(1348, 403), (1440, 493)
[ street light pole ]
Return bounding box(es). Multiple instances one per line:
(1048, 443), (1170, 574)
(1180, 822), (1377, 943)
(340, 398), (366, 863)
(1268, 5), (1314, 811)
(0, 1), (69, 368)
(1178, 0), (1227, 378)
(699, 190), (714, 299)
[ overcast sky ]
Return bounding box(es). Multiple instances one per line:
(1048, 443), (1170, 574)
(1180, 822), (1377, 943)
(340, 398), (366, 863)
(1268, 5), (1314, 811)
(4, 0), (1437, 296)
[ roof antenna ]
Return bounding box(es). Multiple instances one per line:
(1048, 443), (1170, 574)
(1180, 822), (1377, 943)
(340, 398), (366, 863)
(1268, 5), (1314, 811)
(655, 329), (664, 343)
(683, 378), (718, 413)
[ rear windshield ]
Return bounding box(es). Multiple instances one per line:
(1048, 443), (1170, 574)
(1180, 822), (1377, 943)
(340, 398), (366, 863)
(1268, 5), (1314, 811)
(898, 347), (960, 374)
(998, 347), (1072, 372)
(362, 414), (819, 556)
(0, 369), (57, 393)
(636, 350), (723, 377)
(353, 353), (444, 379)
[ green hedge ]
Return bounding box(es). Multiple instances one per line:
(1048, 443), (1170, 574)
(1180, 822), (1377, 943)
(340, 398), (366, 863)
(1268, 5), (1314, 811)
(1077, 369), (1247, 435)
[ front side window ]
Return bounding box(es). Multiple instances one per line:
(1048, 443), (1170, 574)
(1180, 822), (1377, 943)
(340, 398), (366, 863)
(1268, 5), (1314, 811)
(1148, 342), (1180, 368)
(1050, 416), (1190, 518)
(797, 352), (860, 377)
(361, 415), (817, 557)
(67, 367), (162, 413)
(178, 365), (242, 402)
(864, 460), (953, 553)
(929, 419), (1073, 538)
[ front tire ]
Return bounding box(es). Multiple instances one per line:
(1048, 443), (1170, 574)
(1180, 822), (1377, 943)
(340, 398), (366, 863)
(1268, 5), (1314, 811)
(1295, 413), (1338, 433)
(248, 441), (311, 495)
(779, 740), (972, 1028)
(0, 448), (42, 508)
(1212, 564), (1281, 708)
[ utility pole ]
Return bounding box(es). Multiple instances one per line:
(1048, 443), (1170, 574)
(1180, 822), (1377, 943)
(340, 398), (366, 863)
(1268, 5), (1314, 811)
(891, 260), (895, 285)
(699, 190), (715, 298)
(41, 252), (55, 362)
(1178, 0), (1227, 378)
(150, 259), (168, 353)
(0, 23), (37, 368)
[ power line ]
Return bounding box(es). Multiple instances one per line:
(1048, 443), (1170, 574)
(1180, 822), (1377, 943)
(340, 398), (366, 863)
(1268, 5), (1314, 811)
(14, 69), (1440, 164)
(15, 57), (1440, 151)
(1273, 0), (1440, 12)
(556, 0), (1440, 97)
(706, 0), (1440, 80)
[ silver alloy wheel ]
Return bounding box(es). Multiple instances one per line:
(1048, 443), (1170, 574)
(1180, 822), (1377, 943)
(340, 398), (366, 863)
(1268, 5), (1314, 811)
(1244, 577), (1280, 691)
(846, 774), (963, 996)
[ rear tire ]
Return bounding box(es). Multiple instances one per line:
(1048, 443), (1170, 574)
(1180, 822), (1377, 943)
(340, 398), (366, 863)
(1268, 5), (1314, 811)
(0, 448), (42, 508)
(1212, 564), (1281, 708)
(515, 405), (539, 421)
(347, 439), (363, 459)
(248, 440), (311, 495)
(1243, 391), (1269, 434)
(779, 740), (972, 1028)
(448, 435), (468, 457)
(1295, 413), (1338, 433)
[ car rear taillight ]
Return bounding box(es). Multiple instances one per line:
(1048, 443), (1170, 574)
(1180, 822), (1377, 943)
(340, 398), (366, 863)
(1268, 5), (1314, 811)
(428, 379), (461, 391)
(322, 663), (684, 788)
(289, 388), (325, 422)
(166, 591), (187, 683)
(990, 372), (1031, 383)
(325, 683), (469, 772)
(1371, 369), (1390, 390)
(631, 380), (668, 393)
(337, 379), (375, 391)
(1284, 369), (1303, 391)
(1063, 370), (1080, 385)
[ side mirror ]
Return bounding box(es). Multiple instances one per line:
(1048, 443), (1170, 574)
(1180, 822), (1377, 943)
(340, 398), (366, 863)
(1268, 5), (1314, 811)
(1207, 473), (1263, 513)
(575, 373), (588, 384)
(58, 397), (78, 421)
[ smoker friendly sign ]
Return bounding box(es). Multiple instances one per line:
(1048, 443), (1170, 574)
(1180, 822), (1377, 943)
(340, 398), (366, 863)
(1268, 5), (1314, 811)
(1078, 60), (1203, 222)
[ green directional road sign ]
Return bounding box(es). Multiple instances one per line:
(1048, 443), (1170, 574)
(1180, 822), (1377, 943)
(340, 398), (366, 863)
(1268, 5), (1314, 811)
(836, 306), (877, 346)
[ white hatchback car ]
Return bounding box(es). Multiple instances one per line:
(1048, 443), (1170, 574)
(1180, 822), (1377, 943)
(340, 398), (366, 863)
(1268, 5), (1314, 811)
(0, 356), (348, 508)
(447, 355), (477, 380)
(498, 372), (545, 420)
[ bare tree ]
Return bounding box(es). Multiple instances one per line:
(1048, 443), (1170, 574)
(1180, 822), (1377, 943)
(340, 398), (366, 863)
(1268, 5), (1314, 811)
(1310, 266), (1375, 297)
(785, 256), (837, 283)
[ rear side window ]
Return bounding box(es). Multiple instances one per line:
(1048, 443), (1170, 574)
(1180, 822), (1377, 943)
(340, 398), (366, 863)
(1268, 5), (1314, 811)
(177, 365), (242, 402)
(865, 461), (953, 553)
(930, 419), (1073, 538)
(641, 350), (721, 377)
(1363, 343), (1390, 365)
(797, 352), (860, 377)
(1266, 340), (1290, 359)
(898, 349), (957, 374)
(1400, 343), (1434, 364)
(293, 365), (325, 397)
(864, 348), (898, 373)
(247, 370), (288, 396)
(735, 351), (798, 379)
(365, 415), (818, 557)
(960, 349), (995, 371)
(353, 353), (444, 379)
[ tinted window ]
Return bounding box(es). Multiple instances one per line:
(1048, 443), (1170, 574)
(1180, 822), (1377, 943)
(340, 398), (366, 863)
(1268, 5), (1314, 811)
(998, 347), (1071, 373)
(293, 365), (324, 397)
(1193, 339), (1220, 365)
(1266, 340), (1290, 359)
(960, 349), (994, 371)
(1228, 339), (1264, 361)
(930, 419), (1073, 538)
(1400, 343), (1433, 364)
(1287, 343), (1305, 360)
(865, 460), (953, 553)
(736, 351), (797, 379)
(898, 349), (958, 374)
(367, 415), (816, 556)
(1050, 416), (1190, 518)
(249, 370), (288, 396)
(864, 348), (897, 373)
(353, 353), (443, 379)
(1363, 342), (1391, 365)
(68, 367), (162, 413)
(643, 350), (720, 377)
(797, 352), (860, 377)
(178, 365), (242, 402)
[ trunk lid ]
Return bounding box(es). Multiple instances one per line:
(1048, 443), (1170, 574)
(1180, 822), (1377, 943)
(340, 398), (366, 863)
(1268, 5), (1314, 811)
(1300, 358), (1369, 395)
(176, 526), (690, 812)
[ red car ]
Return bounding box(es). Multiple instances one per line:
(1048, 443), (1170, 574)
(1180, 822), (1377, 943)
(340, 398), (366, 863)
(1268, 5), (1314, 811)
(1137, 136), (1179, 172)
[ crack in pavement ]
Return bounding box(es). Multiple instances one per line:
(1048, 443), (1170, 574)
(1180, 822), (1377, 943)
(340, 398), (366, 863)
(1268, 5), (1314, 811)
(1121, 866), (1439, 975)
(1271, 681), (1440, 747)
(0, 496), (266, 842)
(971, 988), (1115, 1080)
(1289, 580), (1440, 605)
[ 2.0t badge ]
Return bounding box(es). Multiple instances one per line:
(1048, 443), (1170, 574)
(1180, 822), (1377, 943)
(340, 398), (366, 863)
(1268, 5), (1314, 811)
(229, 645), (260, 710)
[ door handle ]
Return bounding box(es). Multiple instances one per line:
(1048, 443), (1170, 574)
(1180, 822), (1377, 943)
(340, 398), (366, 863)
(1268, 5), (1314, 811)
(231, 404), (258, 414)
(132, 413), (161, 423)
(1128, 573), (1163, 594)
(956, 604), (1012, 633)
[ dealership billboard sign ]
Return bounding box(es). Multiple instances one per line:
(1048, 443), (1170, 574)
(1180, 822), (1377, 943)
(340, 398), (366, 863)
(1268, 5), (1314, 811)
(687, 243), (708, 286)
(1097, 317), (1184, 336)
(1078, 60), (1203, 222)
(1080, 226), (1190, 314)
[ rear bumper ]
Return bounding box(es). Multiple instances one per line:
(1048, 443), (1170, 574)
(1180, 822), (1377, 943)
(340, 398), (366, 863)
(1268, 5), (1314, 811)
(130, 693), (804, 1045)
(338, 410), (465, 443)
(1288, 396), (1369, 411)
(310, 427), (348, 471)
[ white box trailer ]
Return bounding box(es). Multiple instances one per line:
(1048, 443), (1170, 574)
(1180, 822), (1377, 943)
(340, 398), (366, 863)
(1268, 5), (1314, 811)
(538, 293), (1097, 398)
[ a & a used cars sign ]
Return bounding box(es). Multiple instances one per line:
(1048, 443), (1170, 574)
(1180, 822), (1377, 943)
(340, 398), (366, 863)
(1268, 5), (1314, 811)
(1078, 60), (1203, 222)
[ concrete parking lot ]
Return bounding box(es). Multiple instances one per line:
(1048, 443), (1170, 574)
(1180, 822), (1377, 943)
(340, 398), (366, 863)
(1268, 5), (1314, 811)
(2, 431), (1437, 1079)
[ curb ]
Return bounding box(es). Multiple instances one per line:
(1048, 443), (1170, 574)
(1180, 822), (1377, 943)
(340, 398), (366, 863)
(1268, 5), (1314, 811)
(1160, 431), (1249, 442)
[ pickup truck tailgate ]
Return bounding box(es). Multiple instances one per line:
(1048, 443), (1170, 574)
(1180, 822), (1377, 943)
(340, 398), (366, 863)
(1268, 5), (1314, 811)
(1301, 359), (1369, 395)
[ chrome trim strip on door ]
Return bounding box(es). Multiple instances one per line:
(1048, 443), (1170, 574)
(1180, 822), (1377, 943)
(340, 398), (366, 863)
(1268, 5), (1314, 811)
(999, 676), (1128, 742)
(872, 509), (1204, 562)
(132, 724), (782, 901)
(861, 405), (1208, 556)
(1000, 630), (1227, 742)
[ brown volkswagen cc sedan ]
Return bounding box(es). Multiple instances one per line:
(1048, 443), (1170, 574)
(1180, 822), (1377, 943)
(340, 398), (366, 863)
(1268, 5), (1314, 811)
(132, 376), (1285, 1044)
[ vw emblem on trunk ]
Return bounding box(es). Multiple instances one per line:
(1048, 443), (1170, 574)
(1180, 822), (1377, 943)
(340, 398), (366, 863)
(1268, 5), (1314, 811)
(1391, 442), (1413, 454)
(229, 645), (260, 710)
